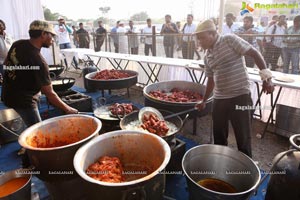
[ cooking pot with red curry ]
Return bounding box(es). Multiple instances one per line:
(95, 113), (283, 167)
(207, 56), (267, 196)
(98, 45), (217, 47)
(18, 115), (102, 182)
(74, 130), (171, 200)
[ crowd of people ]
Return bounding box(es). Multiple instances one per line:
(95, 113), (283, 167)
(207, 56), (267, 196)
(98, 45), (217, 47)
(64, 13), (300, 74)
(226, 14), (300, 75)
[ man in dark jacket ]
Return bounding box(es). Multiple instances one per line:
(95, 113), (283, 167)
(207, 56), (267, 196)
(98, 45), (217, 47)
(76, 22), (90, 48)
(95, 21), (107, 51)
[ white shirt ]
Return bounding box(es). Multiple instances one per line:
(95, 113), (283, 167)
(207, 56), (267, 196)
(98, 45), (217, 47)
(265, 24), (285, 48)
(117, 27), (128, 54)
(142, 26), (152, 45)
(182, 23), (196, 42)
(0, 35), (7, 64)
(54, 25), (71, 44)
(222, 23), (239, 35)
(127, 27), (139, 48)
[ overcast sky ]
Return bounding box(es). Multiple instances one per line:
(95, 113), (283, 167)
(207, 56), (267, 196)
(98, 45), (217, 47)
(41, 0), (220, 21)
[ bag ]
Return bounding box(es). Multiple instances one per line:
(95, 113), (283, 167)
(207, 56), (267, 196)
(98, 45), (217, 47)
(263, 25), (277, 48)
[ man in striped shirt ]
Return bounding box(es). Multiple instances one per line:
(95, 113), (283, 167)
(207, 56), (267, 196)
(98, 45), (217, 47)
(195, 20), (274, 157)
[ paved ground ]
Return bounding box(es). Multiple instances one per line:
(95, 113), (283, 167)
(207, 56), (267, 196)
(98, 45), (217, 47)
(63, 68), (290, 171)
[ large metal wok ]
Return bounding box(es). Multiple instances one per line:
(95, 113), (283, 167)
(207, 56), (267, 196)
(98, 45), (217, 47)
(143, 80), (213, 118)
(49, 64), (64, 79)
(85, 70), (138, 90)
(51, 77), (75, 91)
(120, 109), (183, 145)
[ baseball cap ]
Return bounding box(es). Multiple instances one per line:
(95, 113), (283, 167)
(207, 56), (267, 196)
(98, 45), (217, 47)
(57, 16), (64, 20)
(195, 20), (216, 34)
(29, 20), (56, 35)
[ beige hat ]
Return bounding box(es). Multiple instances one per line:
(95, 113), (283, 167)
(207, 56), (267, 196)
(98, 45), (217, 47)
(195, 19), (216, 33)
(29, 20), (56, 35)
(57, 16), (64, 20)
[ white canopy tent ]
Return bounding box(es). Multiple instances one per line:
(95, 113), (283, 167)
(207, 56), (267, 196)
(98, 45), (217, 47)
(0, 0), (54, 64)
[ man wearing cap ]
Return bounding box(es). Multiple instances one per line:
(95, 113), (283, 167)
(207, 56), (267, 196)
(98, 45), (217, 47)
(1, 20), (78, 127)
(195, 20), (274, 157)
(54, 16), (79, 69)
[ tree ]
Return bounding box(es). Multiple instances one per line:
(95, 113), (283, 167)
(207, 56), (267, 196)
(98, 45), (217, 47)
(130, 11), (149, 21)
(93, 17), (109, 27)
(99, 6), (111, 17)
(43, 6), (68, 21)
(224, 3), (240, 18)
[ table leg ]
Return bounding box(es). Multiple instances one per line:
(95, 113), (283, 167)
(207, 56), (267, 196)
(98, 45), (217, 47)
(145, 63), (159, 84)
(136, 62), (160, 85)
(113, 59), (124, 70)
(270, 92), (275, 124)
(193, 117), (197, 135)
(184, 68), (195, 82)
(105, 58), (119, 70)
(123, 60), (130, 70)
(261, 86), (282, 138)
(192, 69), (206, 84)
(96, 57), (101, 68)
(154, 65), (162, 82)
(253, 82), (263, 119)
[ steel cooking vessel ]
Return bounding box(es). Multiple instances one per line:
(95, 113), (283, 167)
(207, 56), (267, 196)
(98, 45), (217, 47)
(85, 70), (138, 90)
(119, 110), (183, 145)
(48, 64), (64, 79)
(18, 115), (102, 182)
(0, 168), (32, 200)
(182, 144), (261, 200)
(73, 130), (171, 200)
(265, 134), (300, 200)
(51, 77), (76, 91)
(143, 80), (212, 118)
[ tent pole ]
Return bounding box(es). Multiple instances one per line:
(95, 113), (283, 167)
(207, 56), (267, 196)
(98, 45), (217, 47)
(218, 0), (225, 34)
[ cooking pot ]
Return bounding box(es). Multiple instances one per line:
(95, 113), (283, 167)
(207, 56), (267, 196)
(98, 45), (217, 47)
(48, 64), (64, 79)
(0, 168), (32, 200)
(73, 130), (171, 200)
(182, 144), (260, 200)
(265, 134), (300, 200)
(85, 70), (138, 90)
(51, 77), (75, 91)
(119, 110), (183, 145)
(18, 115), (102, 182)
(143, 80), (213, 119)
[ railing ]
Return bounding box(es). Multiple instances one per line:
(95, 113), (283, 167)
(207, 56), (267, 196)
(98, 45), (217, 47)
(71, 32), (300, 75)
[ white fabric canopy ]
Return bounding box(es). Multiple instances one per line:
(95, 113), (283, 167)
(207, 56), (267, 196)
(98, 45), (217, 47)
(0, 0), (44, 39)
(0, 0), (54, 64)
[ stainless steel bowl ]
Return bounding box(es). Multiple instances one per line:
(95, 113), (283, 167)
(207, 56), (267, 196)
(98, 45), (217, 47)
(18, 115), (102, 182)
(74, 130), (171, 200)
(143, 80), (212, 118)
(119, 110), (183, 145)
(143, 80), (207, 106)
(85, 70), (138, 90)
(0, 168), (32, 200)
(182, 144), (261, 200)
